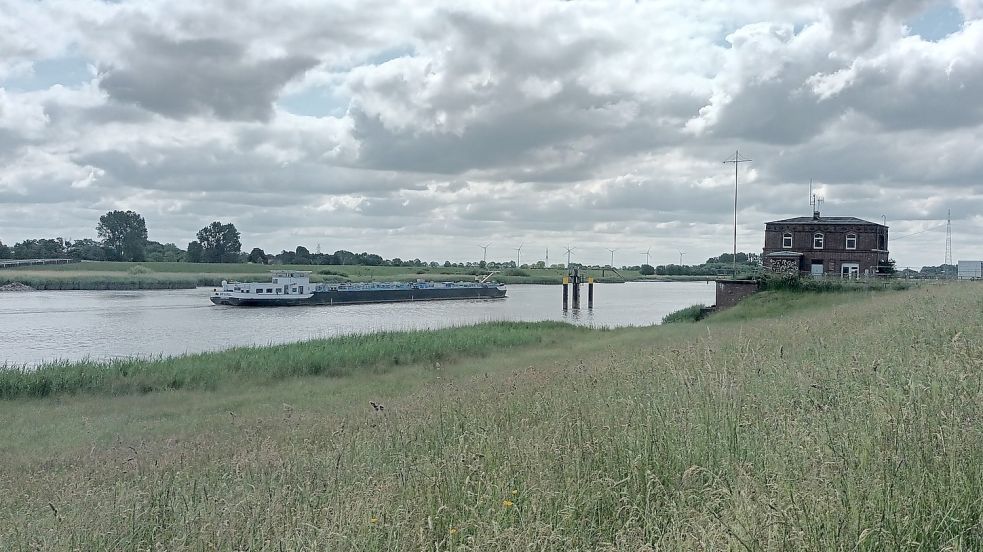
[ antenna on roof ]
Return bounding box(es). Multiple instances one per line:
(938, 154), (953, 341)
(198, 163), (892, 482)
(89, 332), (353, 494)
(809, 180), (824, 219)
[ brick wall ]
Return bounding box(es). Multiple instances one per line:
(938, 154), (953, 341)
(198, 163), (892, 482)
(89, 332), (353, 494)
(715, 280), (759, 309)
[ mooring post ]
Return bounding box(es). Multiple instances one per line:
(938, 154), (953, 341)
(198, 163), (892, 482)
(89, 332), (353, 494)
(562, 275), (569, 309)
(572, 268), (580, 308)
(587, 276), (594, 308)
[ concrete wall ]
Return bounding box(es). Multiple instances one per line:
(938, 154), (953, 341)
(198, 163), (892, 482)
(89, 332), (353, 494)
(715, 280), (759, 309)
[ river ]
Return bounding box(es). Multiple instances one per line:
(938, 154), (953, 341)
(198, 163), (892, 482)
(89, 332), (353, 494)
(0, 282), (715, 367)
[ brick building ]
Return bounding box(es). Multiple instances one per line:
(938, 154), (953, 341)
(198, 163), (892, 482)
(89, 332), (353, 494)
(762, 211), (889, 277)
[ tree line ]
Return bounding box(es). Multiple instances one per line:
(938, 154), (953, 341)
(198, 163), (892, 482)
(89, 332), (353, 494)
(1, 210), (459, 267)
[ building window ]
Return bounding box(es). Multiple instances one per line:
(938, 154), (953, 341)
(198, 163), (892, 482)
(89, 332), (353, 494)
(878, 234), (885, 250)
(846, 233), (857, 250)
(813, 232), (824, 249)
(782, 232), (793, 248)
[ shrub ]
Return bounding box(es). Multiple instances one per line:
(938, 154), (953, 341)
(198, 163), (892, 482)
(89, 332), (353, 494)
(127, 265), (153, 275)
(662, 304), (708, 324)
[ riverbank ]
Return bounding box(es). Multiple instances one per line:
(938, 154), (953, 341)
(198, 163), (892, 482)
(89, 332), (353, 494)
(0, 262), (641, 289)
(2, 284), (980, 549)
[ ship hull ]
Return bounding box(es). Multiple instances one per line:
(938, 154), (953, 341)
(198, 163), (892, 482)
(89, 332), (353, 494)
(210, 286), (506, 307)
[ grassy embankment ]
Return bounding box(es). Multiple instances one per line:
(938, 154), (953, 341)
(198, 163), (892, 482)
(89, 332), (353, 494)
(0, 261), (640, 290)
(2, 283), (982, 549)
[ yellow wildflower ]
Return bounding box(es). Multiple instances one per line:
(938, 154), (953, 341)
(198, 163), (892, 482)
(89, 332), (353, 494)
(449, 527), (458, 536)
(511, 489), (519, 496)
(502, 499), (514, 509)
(370, 516), (379, 524)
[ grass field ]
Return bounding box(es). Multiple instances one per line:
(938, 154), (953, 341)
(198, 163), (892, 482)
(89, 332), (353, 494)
(0, 261), (641, 289)
(2, 284), (981, 549)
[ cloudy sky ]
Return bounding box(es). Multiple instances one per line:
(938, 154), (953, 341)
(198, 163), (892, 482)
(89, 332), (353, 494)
(1, 0), (981, 267)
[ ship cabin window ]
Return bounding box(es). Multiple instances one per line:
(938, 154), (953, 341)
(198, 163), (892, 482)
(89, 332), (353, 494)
(256, 289), (263, 294)
(878, 234), (885, 250)
(813, 232), (824, 249)
(298, 286), (304, 294)
(267, 288), (273, 293)
(782, 232), (793, 248)
(846, 233), (857, 250)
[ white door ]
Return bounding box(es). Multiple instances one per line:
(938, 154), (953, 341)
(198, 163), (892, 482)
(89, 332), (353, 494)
(810, 262), (824, 278)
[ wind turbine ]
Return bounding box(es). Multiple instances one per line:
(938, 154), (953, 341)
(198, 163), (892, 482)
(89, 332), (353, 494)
(608, 248), (618, 268)
(514, 242), (523, 267)
(678, 250), (686, 266)
(564, 246), (575, 268)
(642, 248), (651, 266)
(479, 243), (491, 263)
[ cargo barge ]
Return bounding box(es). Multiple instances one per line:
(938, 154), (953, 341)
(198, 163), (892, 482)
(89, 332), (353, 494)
(210, 271), (506, 306)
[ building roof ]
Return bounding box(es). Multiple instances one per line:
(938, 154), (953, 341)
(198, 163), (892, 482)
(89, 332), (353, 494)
(766, 215), (884, 226)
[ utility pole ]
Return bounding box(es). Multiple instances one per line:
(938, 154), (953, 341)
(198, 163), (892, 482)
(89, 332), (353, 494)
(607, 248), (618, 268)
(945, 209), (953, 273)
(724, 150), (752, 278)
(545, 247), (549, 267)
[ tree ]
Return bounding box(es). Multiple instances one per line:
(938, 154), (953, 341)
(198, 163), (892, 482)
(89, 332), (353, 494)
(196, 222), (242, 263)
(640, 263), (656, 275)
(97, 210), (148, 261)
(13, 239), (65, 259)
(0, 240), (10, 259)
(145, 241), (184, 262)
(294, 246), (311, 264)
(66, 239), (108, 261)
(186, 241), (203, 263)
(248, 247), (268, 264)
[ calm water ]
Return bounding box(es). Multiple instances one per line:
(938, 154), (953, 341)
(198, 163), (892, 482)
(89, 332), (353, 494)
(0, 282), (714, 366)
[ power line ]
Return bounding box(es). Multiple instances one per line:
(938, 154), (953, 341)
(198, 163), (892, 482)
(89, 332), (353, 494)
(891, 222), (946, 241)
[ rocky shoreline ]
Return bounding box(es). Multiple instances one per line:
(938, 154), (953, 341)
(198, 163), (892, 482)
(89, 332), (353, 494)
(0, 282), (35, 292)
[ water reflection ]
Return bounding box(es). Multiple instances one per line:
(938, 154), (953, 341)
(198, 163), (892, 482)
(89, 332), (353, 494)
(0, 282), (715, 366)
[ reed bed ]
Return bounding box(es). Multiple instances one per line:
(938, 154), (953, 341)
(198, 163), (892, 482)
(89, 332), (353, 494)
(1, 285), (981, 550)
(0, 322), (588, 399)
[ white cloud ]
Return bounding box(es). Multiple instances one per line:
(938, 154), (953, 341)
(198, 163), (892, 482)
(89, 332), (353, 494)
(0, 0), (980, 266)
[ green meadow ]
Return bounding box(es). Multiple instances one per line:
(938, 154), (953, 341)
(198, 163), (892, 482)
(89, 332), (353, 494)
(1, 284), (982, 549)
(0, 261), (642, 289)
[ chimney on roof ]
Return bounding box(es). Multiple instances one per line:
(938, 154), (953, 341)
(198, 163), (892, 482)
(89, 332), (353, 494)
(813, 210), (820, 220)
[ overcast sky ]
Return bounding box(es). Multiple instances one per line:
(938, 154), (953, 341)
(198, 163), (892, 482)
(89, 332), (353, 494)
(1, 0), (981, 267)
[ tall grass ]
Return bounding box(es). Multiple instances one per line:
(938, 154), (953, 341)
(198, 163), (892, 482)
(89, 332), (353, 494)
(0, 322), (589, 399)
(2, 285), (981, 549)
(661, 303), (708, 323)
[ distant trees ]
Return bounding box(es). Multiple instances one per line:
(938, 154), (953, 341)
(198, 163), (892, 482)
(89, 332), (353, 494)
(66, 239), (107, 261)
(248, 248), (268, 264)
(185, 241), (203, 263)
(639, 263), (655, 275)
(195, 222), (241, 263)
(656, 251), (761, 276)
(12, 239), (65, 259)
(145, 241), (184, 262)
(0, 240), (10, 259)
(97, 210), (148, 261)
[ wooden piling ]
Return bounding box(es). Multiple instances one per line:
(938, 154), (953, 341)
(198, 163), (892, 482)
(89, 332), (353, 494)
(587, 276), (594, 308)
(572, 268), (580, 308)
(562, 276), (569, 309)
